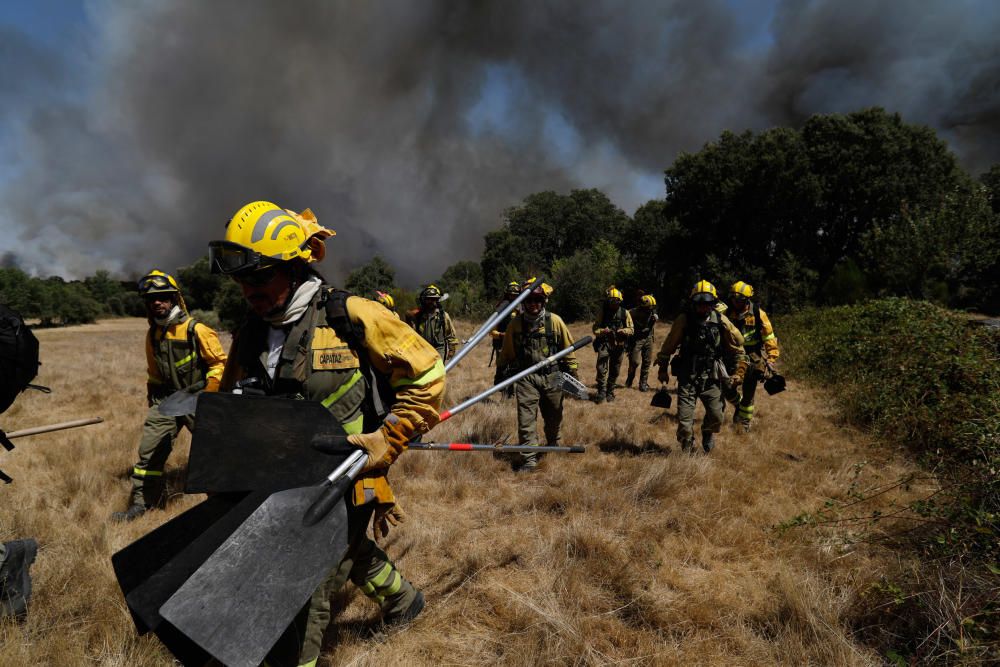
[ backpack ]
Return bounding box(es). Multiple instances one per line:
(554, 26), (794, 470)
(0, 305), (41, 415)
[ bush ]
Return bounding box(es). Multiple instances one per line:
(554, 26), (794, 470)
(781, 298), (1000, 660)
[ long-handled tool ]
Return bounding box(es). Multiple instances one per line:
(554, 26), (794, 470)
(408, 442), (585, 453)
(444, 276), (542, 372)
(1, 417), (103, 482)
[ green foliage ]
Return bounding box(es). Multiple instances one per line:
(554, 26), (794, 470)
(175, 256), (223, 312)
(345, 256), (396, 296)
(823, 259), (869, 306)
(781, 298), (1000, 657)
(550, 240), (624, 321)
(438, 260), (489, 317)
(213, 280), (247, 332)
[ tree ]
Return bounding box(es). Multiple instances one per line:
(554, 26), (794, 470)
(550, 240), (624, 322)
(438, 260), (486, 316)
(344, 256), (396, 296)
(213, 280), (247, 332)
(176, 256), (223, 312)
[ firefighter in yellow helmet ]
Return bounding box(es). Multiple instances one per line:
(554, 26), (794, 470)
(490, 281), (522, 388)
(724, 281), (780, 431)
(592, 286), (633, 403)
(654, 281), (747, 453)
(209, 201), (445, 666)
(498, 279), (579, 471)
(111, 270), (228, 522)
(405, 284), (459, 361)
(374, 290), (399, 319)
(626, 294), (658, 392)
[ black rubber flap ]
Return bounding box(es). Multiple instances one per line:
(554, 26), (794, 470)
(650, 388), (673, 408)
(763, 373), (787, 395)
(123, 491), (268, 634)
(157, 389), (198, 417)
(186, 393), (353, 494)
(111, 493), (247, 633)
(160, 486), (351, 667)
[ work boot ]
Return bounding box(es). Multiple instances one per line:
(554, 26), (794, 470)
(702, 431), (716, 453)
(0, 538), (37, 619)
(111, 504), (147, 523)
(606, 391), (616, 402)
(679, 438), (694, 453)
(639, 383), (650, 392)
(593, 391), (606, 405)
(383, 590), (424, 626)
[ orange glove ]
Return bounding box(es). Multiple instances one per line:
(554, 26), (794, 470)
(204, 377), (221, 392)
(373, 502), (406, 542)
(348, 414), (414, 471)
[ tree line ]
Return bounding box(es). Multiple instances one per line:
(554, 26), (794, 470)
(4, 107), (999, 327)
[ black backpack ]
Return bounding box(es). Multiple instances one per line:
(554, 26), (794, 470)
(0, 304), (41, 415)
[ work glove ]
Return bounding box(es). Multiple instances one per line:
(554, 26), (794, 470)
(598, 327), (612, 338)
(729, 373), (744, 389)
(348, 414), (415, 471)
(373, 502), (406, 543)
(657, 364), (669, 384)
(204, 377), (221, 393)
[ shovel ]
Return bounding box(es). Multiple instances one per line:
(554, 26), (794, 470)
(650, 385), (672, 409)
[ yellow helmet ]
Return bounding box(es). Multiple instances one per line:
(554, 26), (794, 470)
(730, 281), (753, 299)
(374, 291), (395, 310)
(521, 277), (553, 297)
(420, 284), (443, 300)
(640, 294), (657, 308)
(690, 280), (718, 303)
(209, 201), (335, 274)
(505, 280), (521, 297)
(138, 269), (180, 296)
(606, 286), (623, 301)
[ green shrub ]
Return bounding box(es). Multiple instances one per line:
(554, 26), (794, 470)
(781, 298), (1000, 660)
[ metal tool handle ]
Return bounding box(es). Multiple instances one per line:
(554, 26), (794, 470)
(439, 335), (592, 421)
(444, 276), (543, 372)
(409, 443), (585, 453)
(302, 450), (367, 527)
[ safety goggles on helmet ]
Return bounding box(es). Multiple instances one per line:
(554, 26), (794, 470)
(231, 265), (282, 287)
(692, 292), (716, 304)
(138, 274), (177, 294)
(209, 240), (280, 276)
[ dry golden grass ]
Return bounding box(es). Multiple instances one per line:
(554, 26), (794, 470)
(0, 317), (934, 666)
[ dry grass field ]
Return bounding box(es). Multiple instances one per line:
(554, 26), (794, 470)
(0, 316), (934, 666)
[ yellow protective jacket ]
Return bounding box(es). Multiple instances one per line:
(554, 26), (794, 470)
(592, 305), (634, 349)
(406, 307), (459, 360)
(655, 311), (747, 378)
(221, 289), (445, 505)
(499, 311), (578, 376)
(725, 302), (780, 362)
(146, 315), (227, 396)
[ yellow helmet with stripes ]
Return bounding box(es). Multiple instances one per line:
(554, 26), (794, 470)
(640, 294), (657, 308)
(690, 280), (718, 303)
(730, 281), (754, 299)
(209, 201), (335, 274)
(606, 286), (623, 301)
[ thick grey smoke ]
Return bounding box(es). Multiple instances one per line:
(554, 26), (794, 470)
(1, 0), (999, 283)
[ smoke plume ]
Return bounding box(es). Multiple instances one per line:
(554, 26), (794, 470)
(2, 0), (998, 284)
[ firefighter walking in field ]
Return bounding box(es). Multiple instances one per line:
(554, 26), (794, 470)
(210, 201), (444, 667)
(625, 294), (658, 392)
(111, 270), (227, 522)
(655, 280), (747, 453)
(592, 287), (633, 403)
(406, 284), (458, 361)
(498, 280), (578, 472)
(724, 281), (780, 430)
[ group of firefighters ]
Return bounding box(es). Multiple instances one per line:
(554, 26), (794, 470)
(53, 199), (781, 666)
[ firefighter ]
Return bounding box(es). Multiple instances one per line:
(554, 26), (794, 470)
(210, 201), (444, 667)
(592, 287), (633, 403)
(625, 294), (658, 392)
(498, 279), (578, 472)
(490, 281), (522, 387)
(111, 270), (227, 522)
(406, 284), (458, 361)
(724, 281), (780, 430)
(374, 290), (399, 318)
(655, 281), (747, 453)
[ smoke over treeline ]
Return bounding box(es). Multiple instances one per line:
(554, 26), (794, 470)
(1, 0), (999, 283)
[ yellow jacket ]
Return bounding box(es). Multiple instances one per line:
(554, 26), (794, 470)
(499, 311), (578, 375)
(146, 317), (227, 393)
(726, 303), (780, 362)
(655, 311), (747, 375)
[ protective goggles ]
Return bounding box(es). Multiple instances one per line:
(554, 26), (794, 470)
(138, 274), (177, 294)
(209, 241), (274, 276)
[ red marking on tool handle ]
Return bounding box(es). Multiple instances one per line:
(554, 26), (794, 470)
(448, 443), (473, 450)
(438, 409), (452, 421)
